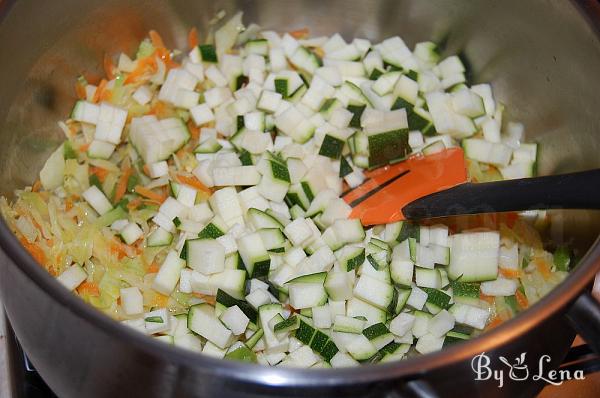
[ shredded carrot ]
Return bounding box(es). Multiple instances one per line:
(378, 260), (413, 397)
(155, 47), (179, 69)
(485, 316), (503, 331)
(93, 79), (108, 103)
(103, 53), (116, 80)
(147, 262), (160, 274)
(79, 142), (91, 153)
(534, 258), (552, 280)
(113, 166), (132, 204)
(75, 80), (87, 99)
(149, 30), (165, 49)
(142, 164), (151, 177)
(19, 238), (46, 265)
(124, 56), (157, 84)
(89, 166), (109, 183)
(141, 199), (163, 207)
(126, 197), (142, 211)
(193, 292), (216, 305)
(134, 185), (166, 203)
(479, 292), (495, 304)
(110, 241), (130, 260)
(289, 27), (310, 39)
(188, 27), (199, 49)
(77, 281), (100, 297)
(176, 175), (211, 193)
(31, 180), (42, 192)
(187, 120), (200, 140)
(515, 289), (529, 309)
(499, 268), (522, 279)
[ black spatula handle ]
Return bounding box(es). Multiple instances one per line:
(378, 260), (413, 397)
(402, 169), (600, 221)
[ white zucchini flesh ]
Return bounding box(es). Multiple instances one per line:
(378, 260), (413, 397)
(449, 231), (500, 282)
(120, 286), (144, 315)
(220, 305), (250, 335)
(144, 308), (172, 334)
(82, 186), (113, 215)
(353, 274), (394, 310)
(188, 304), (233, 349)
(186, 239), (226, 274)
(389, 313), (416, 337)
(152, 250), (186, 295)
(449, 303), (489, 330)
(56, 264), (87, 291)
(480, 277), (519, 296)
(39, 144), (65, 190)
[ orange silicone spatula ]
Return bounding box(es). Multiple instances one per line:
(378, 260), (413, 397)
(344, 148), (600, 225)
(343, 148), (468, 225)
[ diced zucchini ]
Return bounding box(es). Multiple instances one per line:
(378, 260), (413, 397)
(448, 231), (500, 282)
(188, 303), (232, 349)
(238, 232), (271, 279)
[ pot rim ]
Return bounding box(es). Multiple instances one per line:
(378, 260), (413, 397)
(1, 0), (600, 389)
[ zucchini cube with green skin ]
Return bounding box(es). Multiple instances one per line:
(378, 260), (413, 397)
(295, 317), (317, 345)
(324, 271), (354, 301)
(339, 156), (354, 178)
(188, 304), (232, 349)
(275, 78), (289, 97)
(224, 343), (257, 363)
(346, 334), (378, 361)
(449, 281), (480, 301)
(258, 304), (286, 351)
(443, 331), (470, 347)
(245, 329), (264, 349)
(216, 289), (258, 324)
(198, 223), (225, 239)
(198, 44), (218, 63)
(367, 129), (410, 168)
(285, 184), (311, 211)
(319, 134), (345, 159)
(393, 288), (412, 314)
(320, 98), (343, 119)
(245, 39), (269, 56)
(362, 322), (395, 350)
(247, 208), (284, 230)
(346, 297), (387, 326)
(186, 239), (225, 275)
(335, 245), (365, 272)
(353, 274), (394, 310)
(333, 315), (366, 334)
(309, 330), (330, 353)
(321, 340), (340, 362)
(449, 231), (500, 282)
(422, 288), (451, 314)
(274, 315), (300, 333)
(286, 272), (328, 309)
(237, 232), (271, 279)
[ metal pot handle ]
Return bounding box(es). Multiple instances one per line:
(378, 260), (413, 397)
(565, 291), (600, 353)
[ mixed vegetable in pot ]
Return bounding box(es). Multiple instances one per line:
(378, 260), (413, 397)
(0, 12), (572, 367)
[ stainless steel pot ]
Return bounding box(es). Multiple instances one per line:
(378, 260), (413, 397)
(1, 0), (600, 397)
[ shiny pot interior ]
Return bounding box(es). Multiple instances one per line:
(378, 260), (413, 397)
(1, 0), (600, 396)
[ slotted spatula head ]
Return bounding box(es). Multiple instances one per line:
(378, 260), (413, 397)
(343, 148), (468, 225)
